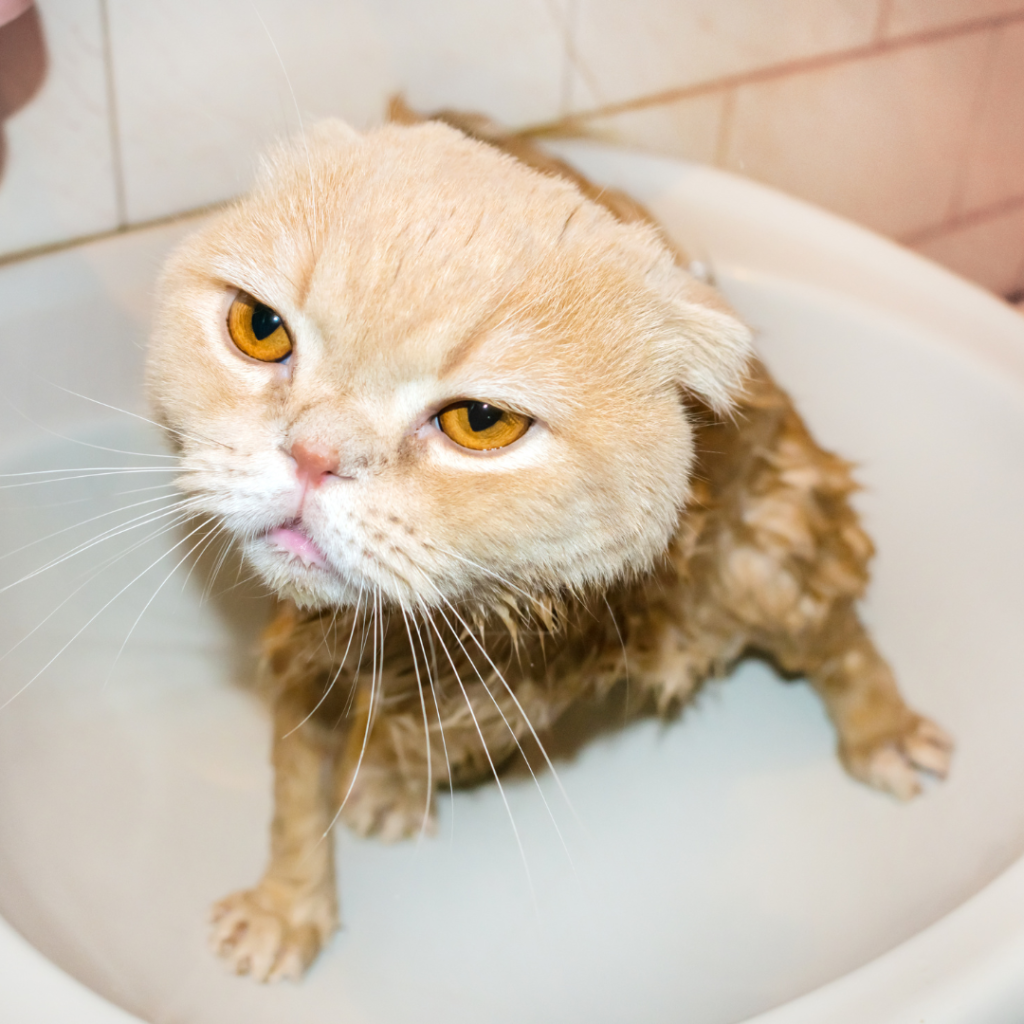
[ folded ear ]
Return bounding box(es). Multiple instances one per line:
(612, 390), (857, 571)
(646, 251), (753, 413)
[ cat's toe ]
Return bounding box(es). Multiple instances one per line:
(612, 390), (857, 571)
(209, 884), (332, 982)
(902, 717), (953, 777)
(340, 767), (435, 841)
(842, 715), (954, 800)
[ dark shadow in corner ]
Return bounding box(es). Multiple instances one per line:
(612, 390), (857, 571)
(0, 5), (48, 184)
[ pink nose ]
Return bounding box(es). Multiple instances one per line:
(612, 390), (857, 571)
(290, 440), (339, 488)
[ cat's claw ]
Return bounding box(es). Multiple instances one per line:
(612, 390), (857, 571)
(210, 883), (335, 982)
(845, 716), (953, 800)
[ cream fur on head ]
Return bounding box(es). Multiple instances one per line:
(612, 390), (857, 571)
(148, 111), (951, 984)
(148, 119), (752, 611)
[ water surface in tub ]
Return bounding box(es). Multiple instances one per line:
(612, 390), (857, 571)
(0, 269), (1022, 1024)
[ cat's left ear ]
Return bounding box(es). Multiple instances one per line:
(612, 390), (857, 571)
(646, 253), (753, 413)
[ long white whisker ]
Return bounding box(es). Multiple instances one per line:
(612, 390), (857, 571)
(409, 611), (454, 841)
(433, 546), (534, 604)
(39, 381), (231, 450)
(422, 609), (535, 900)
(103, 519), (221, 687)
(441, 593), (579, 826)
(0, 498), (201, 595)
(434, 596), (574, 865)
(198, 525), (238, 604)
(0, 466), (180, 479)
(36, 436), (178, 460)
(0, 514), (214, 712)
(251, 4), (318, 248)
(400, 605), (433, 841)
(181, 523), (231, 598)
(0, 510), (201, 671)
(603, 594), (631, 713)
(0, 468), (183, 491)
(325, 586), (381, 835)
(0, 491), (187, 564)
(284, 588), (365, 738)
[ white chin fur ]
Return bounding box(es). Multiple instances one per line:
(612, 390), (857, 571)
(243, 538), (361, 609)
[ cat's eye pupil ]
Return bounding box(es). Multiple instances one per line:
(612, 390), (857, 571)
(250, 303), (282, 341)
(467, 402), (503, 432)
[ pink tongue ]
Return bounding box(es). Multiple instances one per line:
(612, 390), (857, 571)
(269, 526), (328, 569)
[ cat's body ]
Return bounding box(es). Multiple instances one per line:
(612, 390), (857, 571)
(148, 108), (951, 982)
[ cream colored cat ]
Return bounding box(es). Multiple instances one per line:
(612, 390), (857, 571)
(147, 108), (952, 982)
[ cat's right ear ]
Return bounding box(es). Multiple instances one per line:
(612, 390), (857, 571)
(645, 252), (753, 414)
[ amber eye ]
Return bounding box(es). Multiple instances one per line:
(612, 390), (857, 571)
(436, 401), (530, 451)
(227, 293), (293, 362)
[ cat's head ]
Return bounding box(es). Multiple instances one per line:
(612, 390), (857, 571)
(147, 119), (751, 612)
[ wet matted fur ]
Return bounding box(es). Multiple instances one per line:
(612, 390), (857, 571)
(147, 104), (952, 981)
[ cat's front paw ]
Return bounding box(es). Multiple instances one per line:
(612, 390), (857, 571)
(339, 764), (436, 842)
(842, 715), (953, 800)
(210, 879), (336, 982)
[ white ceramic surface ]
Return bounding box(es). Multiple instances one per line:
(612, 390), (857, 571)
(0, 146), (1023, 1023)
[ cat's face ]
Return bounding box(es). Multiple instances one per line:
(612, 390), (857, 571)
(147, 120), (751, 611)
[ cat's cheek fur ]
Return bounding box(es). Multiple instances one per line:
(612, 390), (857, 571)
(405, 407), (694, 599)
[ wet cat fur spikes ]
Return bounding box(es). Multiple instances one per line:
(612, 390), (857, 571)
(148, 109), (953, 982)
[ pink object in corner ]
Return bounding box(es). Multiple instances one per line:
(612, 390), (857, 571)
(0, 0), (32, 29)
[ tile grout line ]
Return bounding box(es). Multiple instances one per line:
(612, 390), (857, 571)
(0, 201), (229, 270)
(559, 0), (579, 116)
(713, 89), (736, 168)
(872, 0), (894, 43)
(902, 192), (1024, 247)
(518, 8), (1024, 135)
(97, 0), (127, 229)
(943, 26), (1002, 223)
(560, 0), (605, 117)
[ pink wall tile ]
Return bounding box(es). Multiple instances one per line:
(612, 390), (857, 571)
(722, 32), (991, 238)
(958, 21), (1024, 214)
(570, 0), (881, 108)
(913, 206), (1024, 294)
(582, 94), (726, 165)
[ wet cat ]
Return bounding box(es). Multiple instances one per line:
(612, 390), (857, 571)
(147, 106), (952, 982)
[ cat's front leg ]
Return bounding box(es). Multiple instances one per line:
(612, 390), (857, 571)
(334, 684), (439, 842)
(801, 610), (953, 799)
(210, 695), (339, 982)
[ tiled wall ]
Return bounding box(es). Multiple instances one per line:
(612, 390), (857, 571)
(2, 0), (1024, 299)
(566, 1), (1024, 298)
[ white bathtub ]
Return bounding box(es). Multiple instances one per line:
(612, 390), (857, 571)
(0, 145), (1023, 1024)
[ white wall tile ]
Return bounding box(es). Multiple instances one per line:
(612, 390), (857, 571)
(569, 0), (881, 109)
(884, 0), (1024, 37)
(107, 0), (567, 225)
(958, 22), (1024, 214)
(722, 33), (990, 239)
(0, 0), (117, 257)
(581, 94), (726, 165)
(913, 207), (1024, 295)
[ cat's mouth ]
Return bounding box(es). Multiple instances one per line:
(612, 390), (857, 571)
(245, 521), (356, 609)
(265, 523), (330, 571)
